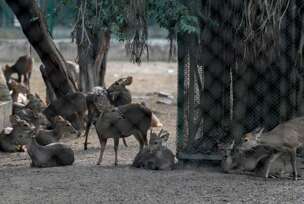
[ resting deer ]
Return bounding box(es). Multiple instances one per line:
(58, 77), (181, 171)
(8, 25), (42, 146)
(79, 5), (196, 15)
(0, 115), (34, 152)
(94, 100), (163, 166)
(3, 55), (33, 89)
(23, 137), (75, 168)
(132, 129), (175, 170)
(35, 116), (77, 146)
(220, 141), (289, 177)
(239, 117), (304, 180)
(7, 79), (30, 102)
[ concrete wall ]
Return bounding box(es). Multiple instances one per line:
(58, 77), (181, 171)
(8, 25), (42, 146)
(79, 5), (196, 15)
(0, 70), (12, 130)
(0, 39), (176, 62)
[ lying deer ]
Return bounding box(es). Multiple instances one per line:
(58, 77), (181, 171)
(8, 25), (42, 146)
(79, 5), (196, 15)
(35, 116), (77, 146)
(132, 129), (175, 170)
(239, 117), (304, 180)
(95, 102), (163, 166)
(3, 55), (33, 89)
(0, 115), (34, 152)
(220, 141), (289, 177)
(23, 137), (75, 168)
(7, 79), (30, 102)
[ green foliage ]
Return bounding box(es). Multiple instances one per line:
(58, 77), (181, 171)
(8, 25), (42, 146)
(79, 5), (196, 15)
(147, 0), (200, 35)
(60, 0), (201, 40)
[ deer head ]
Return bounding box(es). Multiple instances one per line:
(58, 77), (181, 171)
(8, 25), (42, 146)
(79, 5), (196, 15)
(239, 127), (264, 151)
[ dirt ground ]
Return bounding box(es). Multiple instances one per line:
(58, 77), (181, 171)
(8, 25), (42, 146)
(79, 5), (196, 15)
(1, 61), (304, 204)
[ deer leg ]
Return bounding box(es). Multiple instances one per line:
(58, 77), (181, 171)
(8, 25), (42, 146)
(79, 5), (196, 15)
(122, 138), (128, 147)
(24, 74), (28, 88)
(17, 74), (22, 83)
(83, 120), (92, 150)
(114, 137), (119, 166)
(264, 152), (282, 180)
(97, 137), (107, 165)
(133, 133), (144, 152)
(290, 149), (298, 181)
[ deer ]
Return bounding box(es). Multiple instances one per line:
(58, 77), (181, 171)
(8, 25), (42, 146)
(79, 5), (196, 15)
(0, 115), (34, 152)
(132, 129), (175, 170)
(42, 92), (87, 135)
(22, 137), (75, 168)
(239, 117), (304, 180)
(35, 116), (77, 146)
(220, 141), (289, 178)
(3, 55), (33, 89)
(66, 60), (79, 90)
(7, 79), (30, 103)
(94, 100), (163, 166)
(107, 76), (133, 106)
(83, 77), (133, 150)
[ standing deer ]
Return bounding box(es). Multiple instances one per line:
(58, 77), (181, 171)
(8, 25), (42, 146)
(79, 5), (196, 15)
(239, 117), (304, 180)
(3, 55), (33, 89)
(107, 76), (133, 106)
(43, 92), (87, 134)
(95, 102), (163, 166)
(84, 77), (133, 150)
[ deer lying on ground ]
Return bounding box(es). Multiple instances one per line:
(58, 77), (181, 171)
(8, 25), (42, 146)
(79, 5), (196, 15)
(132, 129), (175, 170)
(239, 117), (304, 180)
(3, 55), (33, 89)
(0, 115), (34, 152)
(94, 101), (163, 166)
(23, 137), (75, 168)
(220, 140), (289, 178)
(35, 116), (77, 146)
(26, 93), (47, 112)
(7, 79), (30, 102)
(12, 93), (46, 114)
(84, 77), (133, 150)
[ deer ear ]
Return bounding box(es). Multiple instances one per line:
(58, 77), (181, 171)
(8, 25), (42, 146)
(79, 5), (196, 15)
(254, 127), (264, 139)
(229, 140), (235, 149)
(161, 134), (169, 142)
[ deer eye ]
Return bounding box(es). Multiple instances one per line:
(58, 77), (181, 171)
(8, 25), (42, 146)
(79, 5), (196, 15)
(244, 138), (249, 142)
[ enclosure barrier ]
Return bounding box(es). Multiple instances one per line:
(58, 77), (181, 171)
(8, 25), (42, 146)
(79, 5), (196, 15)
(177, 0), (304, 161)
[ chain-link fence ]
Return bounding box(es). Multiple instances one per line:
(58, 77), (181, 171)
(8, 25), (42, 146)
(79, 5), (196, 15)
(176, 0), (304, 161)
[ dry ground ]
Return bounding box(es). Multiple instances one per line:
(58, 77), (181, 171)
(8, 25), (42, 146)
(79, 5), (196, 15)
(0, 61), (304, 204)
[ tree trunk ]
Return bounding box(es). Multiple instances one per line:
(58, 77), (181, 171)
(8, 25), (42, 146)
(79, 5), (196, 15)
(5, 0), (75, 98)
(76, 0), (111, 92)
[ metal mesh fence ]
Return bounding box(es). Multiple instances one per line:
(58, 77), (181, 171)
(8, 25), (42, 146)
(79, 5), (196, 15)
(177, 0), (304, 160)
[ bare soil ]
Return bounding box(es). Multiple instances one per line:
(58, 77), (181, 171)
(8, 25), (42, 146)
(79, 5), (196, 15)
(0, 61), (304, 204)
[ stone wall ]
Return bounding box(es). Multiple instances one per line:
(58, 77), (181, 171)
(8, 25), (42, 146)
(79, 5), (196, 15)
(0, 70), (12, 130)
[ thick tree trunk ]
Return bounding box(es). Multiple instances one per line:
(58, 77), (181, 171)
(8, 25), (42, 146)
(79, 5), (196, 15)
(5, 0), (75, 98)
(76, 0), (111, 92)
(77, 30), (110, 92)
